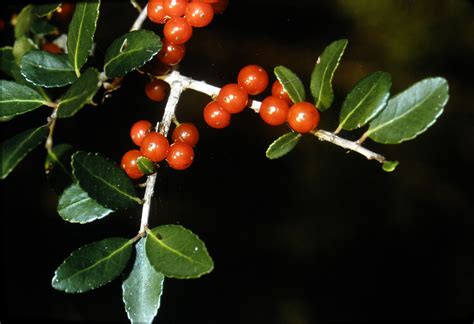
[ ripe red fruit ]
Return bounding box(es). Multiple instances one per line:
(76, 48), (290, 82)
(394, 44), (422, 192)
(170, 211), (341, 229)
(166, 142), (194, 170)
(121, 150), (145, 179)
(41, 43), (62, 54)
(217, 83), (248, 114)
(271, 80), (292, 104)
(164, 16), (193, 45)
(203, 100), (231, 128)
(157, 38), (186, 65)
(145, 79), (169, 102)
(140, 132), (170, 162)
(185, 1), (214, 27)
(163, 0), (189, 17)
(237, 65), (269, 95)
(287, 102), (320, 133)
(130, 120), (153, 146)
(147, 0), (168, 24)
(259, 96), (290, 126)
(172, 123), (199, 147)
(55, 3), (75, 22)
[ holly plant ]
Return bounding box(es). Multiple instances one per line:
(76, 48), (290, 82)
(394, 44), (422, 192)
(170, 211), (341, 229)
(0, 1), (449, 323)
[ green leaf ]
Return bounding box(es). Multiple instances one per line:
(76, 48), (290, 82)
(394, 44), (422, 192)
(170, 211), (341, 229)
(13, 36), (37, 65)
(15, 5), (35, 39)
(146, 225), (214, 279)
(137, 156), (156, 175)
(0, 80), (47, 118)
(10, 65), (52, 102)
(72, 151), (141, 210)
(104, 30), (162, 78)
(266, 132), (302, 159)
(21, 50), (77, 87)
(274, 65), (305, 103)
(338, 72), (392, 131)
(67, 0), (101, 76)
(33, 3), (61, 17)
(30, 19), (57, 35)
(382, 160), (399, 172)
(46, 144), (75, 194)
(310, 39), (348, 111)
(123, 239), (164, 324)
(1, 125), (48, 179)
(57, 68), (100, 118)
(0, 47), (15, 78)
(58, 183), (113, 223)
(52, 238), (133, 293)
(365, 77), (449, 144)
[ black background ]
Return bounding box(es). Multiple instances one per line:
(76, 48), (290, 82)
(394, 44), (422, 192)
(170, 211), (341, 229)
(1, 0), (474, 323)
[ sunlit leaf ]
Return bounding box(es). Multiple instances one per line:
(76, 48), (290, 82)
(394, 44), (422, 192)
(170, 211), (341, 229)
(15, 5), (35, 39)
(266, 132), (302, 159)
(13, 36), (37, 65)
(382, 160), (399, 172)
(274, 66), (305, 103)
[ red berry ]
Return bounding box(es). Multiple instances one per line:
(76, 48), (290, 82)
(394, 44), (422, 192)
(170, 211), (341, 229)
(164, 16), (193, 45)
(185, 1), (214, 27)
(140, 132), (170, 163)
(147, 0), (168, 24)
(130, 120), (153, 146)
(217, 83), (248, 114)
(287, 102), (320, 133)
(41, 43), (62, 54)
(271, 80), (292, 104)
(164, 0), (189, 17)
(237, 65), (269, 95)
(157, 38), (186, 65)
(203, 100), (231, 129)
(145, 79), (169, 102)
(259, 96), (290, 126)
(121, 150), (145, 179)
(166, 142), (194, 170)
(172, 122), (199, 147)
(55, 3), (75, 23)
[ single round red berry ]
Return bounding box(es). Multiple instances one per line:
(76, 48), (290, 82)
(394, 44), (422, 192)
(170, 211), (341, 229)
(217, 83), (248, 114)
(41, 43), (62, 54)
(166, 142), (194, 170)
(55, 3), (75, 23)
(237, 65), (269, 95)
(130, 120), (153, 146)
(287, 102), (320, 133)
(140, 132), (170, 163)
(147, 0), (168, 24)
(203, 100), (231, 129)
(271, 80), (292, 104)
(121, 150), (145, 179)
(259, 96), (290, 126)
(157, 38), (186, 65)
(164, 0), (189, 17)
(172, 122), (199, 147)
(185, 1), (214, 27)
(145, 79), (169, 102)
(164, 16), (193, 45)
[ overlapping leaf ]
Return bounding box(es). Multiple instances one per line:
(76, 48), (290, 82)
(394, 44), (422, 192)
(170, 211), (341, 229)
(274, 66), (304, 103)
(13, 36), (36, 64)
(15, 5), (35, 39)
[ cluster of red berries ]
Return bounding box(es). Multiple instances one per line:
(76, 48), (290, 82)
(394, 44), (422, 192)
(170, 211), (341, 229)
(203, 65), (321, 133)
(121, 120), (199, 179)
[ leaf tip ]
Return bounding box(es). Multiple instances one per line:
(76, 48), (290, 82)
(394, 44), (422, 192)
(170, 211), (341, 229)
(382, 160), (399, 172)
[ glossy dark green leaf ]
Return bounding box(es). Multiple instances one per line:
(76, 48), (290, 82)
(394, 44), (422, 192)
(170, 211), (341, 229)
(46, 144), (75, 193)
(33, 3), (61, 17)
(0, 47), (15, 78)
(21, 50), (76, 87)
(266, 132), (302, 160)
(57, 68), (100, 118)
(310, 39), (348, 111)
(338, 72), (392, 131)
(382, 160), (399, 172)
(1, 125), (48, 179)
(10, 65), (52, 102)
(58, 183), (113, 223)
(146, 225), (214, 279)
(274, 65), (305, 103)
(30, 19), (57, 35)
(0, 80), (47, 118)
(15, 5), (35, 39)
(52, 238), (133, 293)
(67, 0), (101, 76)
(365, 77), (449, 144)
(72, 151), (142, 210)
(104, 30), (162, 78)
(137, 156), (156, 175)
(13, 36), (37, 65)
(123, 239), (164, 324)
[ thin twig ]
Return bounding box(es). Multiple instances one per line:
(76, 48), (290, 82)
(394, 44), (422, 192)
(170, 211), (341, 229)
(130, 3), (149, 31)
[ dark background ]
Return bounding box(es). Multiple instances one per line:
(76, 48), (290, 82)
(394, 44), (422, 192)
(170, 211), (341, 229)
(1, 0), (474, 323)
